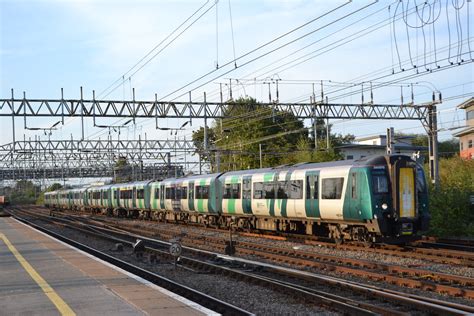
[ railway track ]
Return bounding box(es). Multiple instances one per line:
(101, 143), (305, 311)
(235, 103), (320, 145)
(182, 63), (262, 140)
(4, 209), (252, 316)
(17, 206), (474, 298)
(7, 206), (474, 315)
(34, 205), (474, 267)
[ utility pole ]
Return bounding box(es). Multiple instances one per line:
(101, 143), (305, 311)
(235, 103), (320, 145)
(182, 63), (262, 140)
(326, 118), (330, 149)
(259, 143), (263, 169)
(386, 127), (395, 155)
(427, 101), (439, 188)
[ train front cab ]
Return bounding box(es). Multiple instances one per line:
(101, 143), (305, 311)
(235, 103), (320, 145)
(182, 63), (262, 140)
(375, 155), (429, 242)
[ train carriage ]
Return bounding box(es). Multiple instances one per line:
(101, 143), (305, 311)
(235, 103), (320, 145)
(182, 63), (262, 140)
(43, 154), (429, 244)
(115, 181), (152, 217)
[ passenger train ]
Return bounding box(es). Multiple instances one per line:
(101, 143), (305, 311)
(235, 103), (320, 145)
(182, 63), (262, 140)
(44, 155), (430, 244)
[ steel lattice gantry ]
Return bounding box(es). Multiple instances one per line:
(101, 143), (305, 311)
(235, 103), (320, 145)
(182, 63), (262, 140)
(0, 139), (202, 180)
(0, 97), (430, 119)
(0, 94), (440, 185)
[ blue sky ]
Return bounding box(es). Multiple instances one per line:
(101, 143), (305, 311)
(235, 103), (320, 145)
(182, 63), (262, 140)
(1, 0), (472, 156)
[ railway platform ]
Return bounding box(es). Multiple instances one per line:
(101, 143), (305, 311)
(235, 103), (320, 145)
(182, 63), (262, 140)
(0, 216), (215, 316)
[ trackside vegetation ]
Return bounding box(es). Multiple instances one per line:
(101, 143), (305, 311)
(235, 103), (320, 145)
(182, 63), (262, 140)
(427, 157), (474, 237)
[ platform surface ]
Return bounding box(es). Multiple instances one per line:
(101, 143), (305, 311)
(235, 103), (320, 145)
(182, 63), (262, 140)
(0, 216), (214, 316)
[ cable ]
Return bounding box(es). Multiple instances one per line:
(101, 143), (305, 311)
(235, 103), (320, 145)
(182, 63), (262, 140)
(157, 1), (353, 101)
(228, 0), (237, 67)
(98, 0), (211, 98)
(166, 1), (378, 102)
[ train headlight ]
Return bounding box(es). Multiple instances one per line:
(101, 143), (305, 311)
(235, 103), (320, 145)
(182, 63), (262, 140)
(381, 203), (388, 210)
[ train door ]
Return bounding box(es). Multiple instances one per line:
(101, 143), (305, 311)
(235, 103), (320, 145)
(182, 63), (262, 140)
(188, 181), (195, 211)
(348, 171), (361, 220)
(392, 158), (417, 236)
(397, 166), (416, 219)
(172, 184), (181, 211)
(242, 176), (252, 214)
(160, 184), (165, 210)
(305, 171), (320, 218)
(132, 187), (137, 209)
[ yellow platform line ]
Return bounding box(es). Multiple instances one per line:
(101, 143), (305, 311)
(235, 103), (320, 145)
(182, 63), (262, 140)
(0, 233), (75, 316)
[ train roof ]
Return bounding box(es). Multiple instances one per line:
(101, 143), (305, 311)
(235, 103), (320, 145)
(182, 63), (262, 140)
(161, 172), (223, 183)
(218, 155), (392, 177)
(109, 180), (154, 188)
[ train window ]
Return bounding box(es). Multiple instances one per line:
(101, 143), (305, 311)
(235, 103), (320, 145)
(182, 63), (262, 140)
(137, 189), (145, 199)
(181, 187), (188, 199)
(263, 182), (275, 199)
(277, 180), (303, 199)
(120, 190), (132, 199)
(253, 182), (277, 199)
(351, 173), (357, 199)
(176, 187), (181, 199)
(154, 188), (160, 199)
(322, 178), (344, 199)
(224, 183), (241, 199)
(253, 182), (264, 199)
(372, 171), (388, 194)
(314, 177), (319, 199)
(92, 191), (101, 199)
(232, 183), (241, 199)
(288, 180), (303, 199)
(195, 185), (209, 199)
(103, 191), (109, 200)
(277, 181), (288, 199)
(223, 184), (232, 199)
(243, 178), (251, 199)
(306, 176), (319, 199)
(165, 187), (176, 199)
(113, 190), (117, 199)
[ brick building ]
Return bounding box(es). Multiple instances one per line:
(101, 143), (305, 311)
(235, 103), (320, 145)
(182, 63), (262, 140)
(453, 98), (474, 159)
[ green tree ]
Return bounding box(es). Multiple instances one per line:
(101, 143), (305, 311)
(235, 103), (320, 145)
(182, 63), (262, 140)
(114, 156), (132, 183)
(192, 97), (354, 171)
(36, 183), (63, 205)
(10, 180), (40, 205)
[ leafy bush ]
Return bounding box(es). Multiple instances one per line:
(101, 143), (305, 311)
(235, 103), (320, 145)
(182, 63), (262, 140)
(427, 157), (474, 237)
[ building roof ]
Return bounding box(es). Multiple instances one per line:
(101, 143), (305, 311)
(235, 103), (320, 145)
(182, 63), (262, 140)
(453, 126), (474, 137)
(338, 144), (427, 151)
(355, 134), (416, 142)
(457, 97), (474, 110)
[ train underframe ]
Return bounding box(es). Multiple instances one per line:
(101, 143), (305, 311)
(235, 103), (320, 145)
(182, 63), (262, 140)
(69, 205), (422, 245)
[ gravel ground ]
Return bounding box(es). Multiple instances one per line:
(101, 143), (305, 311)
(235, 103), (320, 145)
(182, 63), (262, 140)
(98, 218), (474, 307)
(107, 217), (474, 279)
(41, 212), (474, 309)
(34, 219), (339, 316)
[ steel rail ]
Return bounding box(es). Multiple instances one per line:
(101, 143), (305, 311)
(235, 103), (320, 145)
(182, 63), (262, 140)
(7, 210), (252, 316)
(11, 207), (474, 316)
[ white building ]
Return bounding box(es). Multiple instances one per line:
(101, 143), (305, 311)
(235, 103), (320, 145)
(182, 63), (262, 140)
(339, 135), (426, 161)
